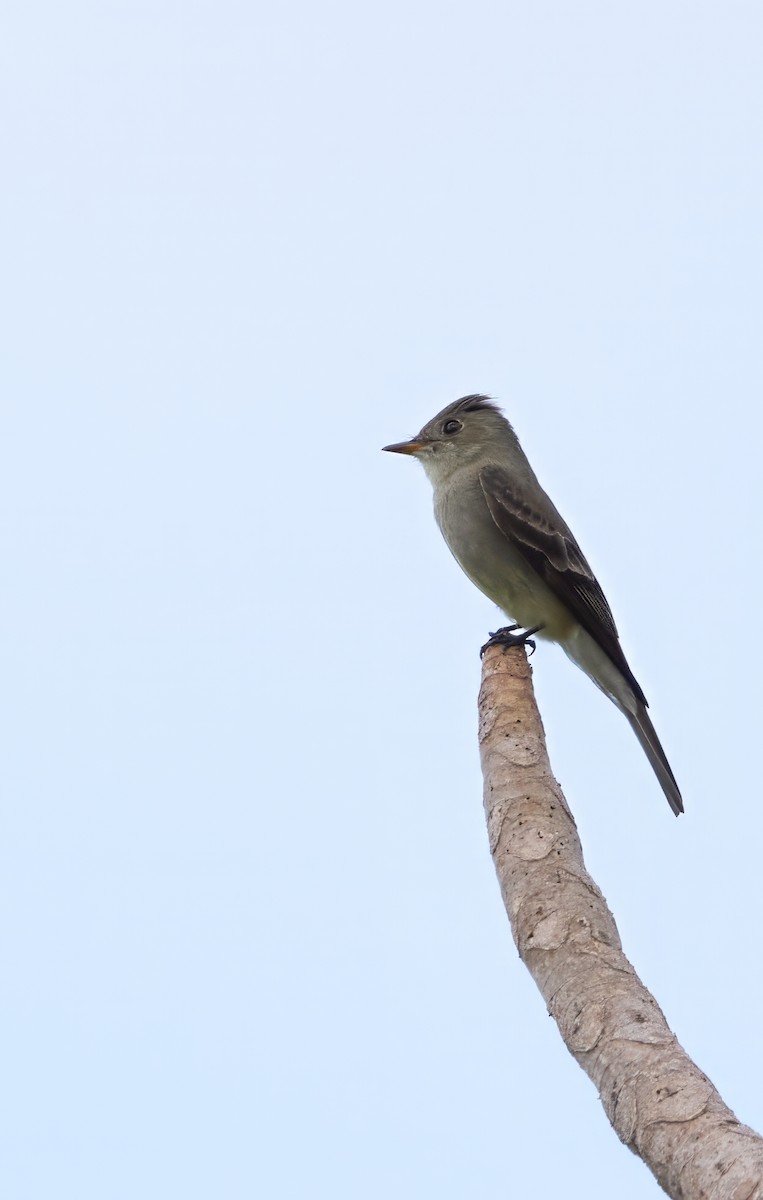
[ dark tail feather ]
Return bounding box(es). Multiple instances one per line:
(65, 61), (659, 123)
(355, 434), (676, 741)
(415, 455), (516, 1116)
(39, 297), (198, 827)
(624, 705), (683, 816)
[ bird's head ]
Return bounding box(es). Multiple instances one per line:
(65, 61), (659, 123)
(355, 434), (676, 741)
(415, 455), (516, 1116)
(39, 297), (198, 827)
(383, 394), (510, 484)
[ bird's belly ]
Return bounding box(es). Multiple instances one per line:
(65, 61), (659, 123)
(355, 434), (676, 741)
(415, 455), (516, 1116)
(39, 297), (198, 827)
(437, 497), (574, 639)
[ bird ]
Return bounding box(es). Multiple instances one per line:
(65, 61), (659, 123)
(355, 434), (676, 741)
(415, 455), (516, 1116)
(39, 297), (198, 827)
(383, 394), (683, 816)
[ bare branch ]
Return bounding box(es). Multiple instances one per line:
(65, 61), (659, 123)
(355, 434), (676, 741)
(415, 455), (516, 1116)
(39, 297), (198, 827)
(479, 644), (763, 1199)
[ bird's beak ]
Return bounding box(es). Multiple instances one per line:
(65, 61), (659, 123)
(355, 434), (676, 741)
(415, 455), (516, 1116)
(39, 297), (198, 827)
(382, 439), (428, 456)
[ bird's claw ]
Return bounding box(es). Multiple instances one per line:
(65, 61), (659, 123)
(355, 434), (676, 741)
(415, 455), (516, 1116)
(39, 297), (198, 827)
(480, 625), (541, 658)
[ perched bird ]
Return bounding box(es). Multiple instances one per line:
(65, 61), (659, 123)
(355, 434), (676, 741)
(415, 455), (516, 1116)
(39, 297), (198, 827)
(383, 394), (683, 816)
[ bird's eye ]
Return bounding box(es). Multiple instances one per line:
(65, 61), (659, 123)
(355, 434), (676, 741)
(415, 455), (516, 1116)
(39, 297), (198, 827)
(443, 419), (462, 435)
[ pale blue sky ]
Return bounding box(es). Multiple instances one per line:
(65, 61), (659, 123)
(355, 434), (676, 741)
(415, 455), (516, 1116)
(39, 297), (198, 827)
(2, 2), (762, 1196)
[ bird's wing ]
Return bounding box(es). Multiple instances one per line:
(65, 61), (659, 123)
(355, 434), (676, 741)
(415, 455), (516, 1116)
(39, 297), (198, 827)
(479, 464), (646, 707)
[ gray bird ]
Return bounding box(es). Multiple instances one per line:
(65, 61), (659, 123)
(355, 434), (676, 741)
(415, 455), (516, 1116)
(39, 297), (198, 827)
(383, 394), (683, 816)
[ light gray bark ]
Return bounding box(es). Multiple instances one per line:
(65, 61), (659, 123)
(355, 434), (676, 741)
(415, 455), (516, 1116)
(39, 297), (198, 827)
(479, 643), (763, 1199)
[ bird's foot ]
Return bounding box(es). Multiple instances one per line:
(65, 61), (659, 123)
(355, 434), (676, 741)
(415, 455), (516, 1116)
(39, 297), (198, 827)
(480, 625), (542, 658)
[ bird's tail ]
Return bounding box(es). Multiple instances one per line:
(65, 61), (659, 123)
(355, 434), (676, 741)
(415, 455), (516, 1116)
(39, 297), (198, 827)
(624, 704), (683, 816)
(561, 628), (683, 815)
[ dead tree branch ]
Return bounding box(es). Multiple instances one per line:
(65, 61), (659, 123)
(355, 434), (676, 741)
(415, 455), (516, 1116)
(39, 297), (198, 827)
(478, 643), (763, 1199)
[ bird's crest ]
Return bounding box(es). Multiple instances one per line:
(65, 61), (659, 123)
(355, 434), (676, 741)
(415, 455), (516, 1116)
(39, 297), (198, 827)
(451, 394), (500, 416)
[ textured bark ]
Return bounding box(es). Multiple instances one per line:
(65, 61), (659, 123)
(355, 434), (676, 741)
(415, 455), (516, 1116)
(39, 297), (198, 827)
(479, 643), (763, 1199)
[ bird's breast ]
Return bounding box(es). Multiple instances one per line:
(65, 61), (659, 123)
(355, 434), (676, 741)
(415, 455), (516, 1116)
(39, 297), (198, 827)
(434, 475), (575, 639)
